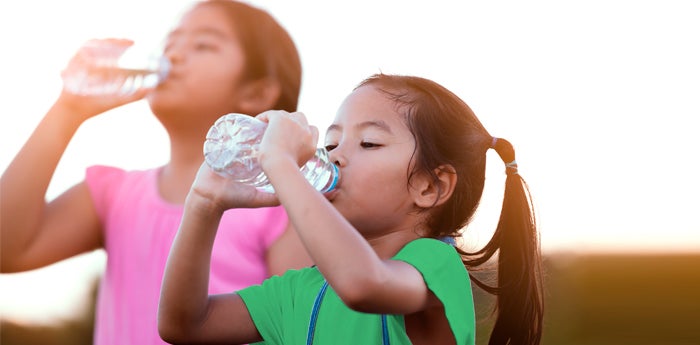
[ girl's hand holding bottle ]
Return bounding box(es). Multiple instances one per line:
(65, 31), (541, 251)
(256, 110), (319, 174)
(191, 110), (322, 216)
(203, 111), (337, 194)
(188, 161), (282, 216)
(56, 38), (168, 121)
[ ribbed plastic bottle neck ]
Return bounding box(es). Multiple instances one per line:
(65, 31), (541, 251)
(325, 164), (340, 193)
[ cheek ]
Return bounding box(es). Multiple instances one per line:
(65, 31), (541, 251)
(338, 167), (412, 232)
(348, 162), (410, 204)
(191, 68), (239, 94)
(372, 171), (408, 193)
(188, 53), (245, 88)
(185, 71), (241, 106)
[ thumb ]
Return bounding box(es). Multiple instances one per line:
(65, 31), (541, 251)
(309, 125), (319, 147)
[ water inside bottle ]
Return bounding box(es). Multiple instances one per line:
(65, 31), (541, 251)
(63, 41), (170, 96)
(65, 66), (166, 96)
(301, 148), (339, 193)
(256, 148), (339, 194)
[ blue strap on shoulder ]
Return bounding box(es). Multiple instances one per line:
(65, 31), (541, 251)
(307, 280), (390, 345)
(306, 280), (329, 345)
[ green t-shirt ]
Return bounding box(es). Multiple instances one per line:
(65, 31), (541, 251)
(238, 238), (475, 344)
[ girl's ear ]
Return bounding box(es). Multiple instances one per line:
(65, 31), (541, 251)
(238, 78), (282, 114)
(412, 164), (457, 208)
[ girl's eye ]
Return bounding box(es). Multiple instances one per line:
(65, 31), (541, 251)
(193, 40), (218, 51)
(195, 43), (216, 51)
(360, 141), (380, 148)
(324, 144), (338, 151)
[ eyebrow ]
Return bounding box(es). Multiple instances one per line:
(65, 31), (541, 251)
(327, 120), (393, 134)
(167, 27), (231, 41)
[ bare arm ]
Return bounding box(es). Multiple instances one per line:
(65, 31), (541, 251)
(159, 164), (281, 344)
(258, 111), (432, 315)
(265, 222), (313, 276)
(1, 40), (149, 272)
(266, 156), (431, 314)
(0, 101), (103, 272)
(157, 192), (260, 344)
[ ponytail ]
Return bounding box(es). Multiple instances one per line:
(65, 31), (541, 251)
(354, 73), (544, 343)
(459, 137), (544, 345)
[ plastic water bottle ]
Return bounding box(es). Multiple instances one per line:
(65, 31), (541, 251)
(203, 113), (339, 193)
(62, 40), (170, 96)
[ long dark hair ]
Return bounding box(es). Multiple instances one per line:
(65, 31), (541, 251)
(357, 73), (544, 345)
(196, 0), (302, 111)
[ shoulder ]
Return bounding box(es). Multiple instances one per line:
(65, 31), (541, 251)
(85, 165), (156, 187)
(242, 266), (321, 294)
(84, 165), (160, 211)
(86, 165), (127, 181)
(394, 238), (476, 344)
(85, 165), (129, 203)
(392, 238), (471, 301)
(238, 267), (322, 312)
(393, 238), (461, 264)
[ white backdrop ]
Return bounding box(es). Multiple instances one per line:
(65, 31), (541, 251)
(1, 0), (699, 326)
(1, 0), (699, 252)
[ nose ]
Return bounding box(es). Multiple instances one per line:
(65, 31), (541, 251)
(164, 43), (184, 65)
(330, 151), (345, 168)
(165, 51), (182, 66)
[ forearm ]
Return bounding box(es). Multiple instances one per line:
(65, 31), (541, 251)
(267, 161), (430, 315)
(158, 193), (224, 336)
(266, 159), (382, 293)
(0, 103), (83, 266)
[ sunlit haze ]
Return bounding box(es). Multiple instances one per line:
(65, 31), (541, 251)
(1, 0), (699, 330)
(1, 0), (698, 254)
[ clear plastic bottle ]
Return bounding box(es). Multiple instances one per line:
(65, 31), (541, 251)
(62, 40), (170, 96)
(203, 113), (339, 193)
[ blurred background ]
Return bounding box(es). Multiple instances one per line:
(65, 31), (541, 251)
(1, 0), (698, 344)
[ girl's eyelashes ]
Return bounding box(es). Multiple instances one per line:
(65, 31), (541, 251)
(324, 141), (381, 151)
(194, 40), (218, 51)
(360, 141), (381, 149)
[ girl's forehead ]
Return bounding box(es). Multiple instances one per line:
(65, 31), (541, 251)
(331, 85), (408, 132)
(172, 5), (236, 38)
(336, 86), (398, 120)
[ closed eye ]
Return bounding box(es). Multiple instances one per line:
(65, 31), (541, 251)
(194, 42), (217, 51)
(360, 141), (381, 149)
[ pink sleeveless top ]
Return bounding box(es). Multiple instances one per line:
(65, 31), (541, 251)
(86, 165), (288, 345)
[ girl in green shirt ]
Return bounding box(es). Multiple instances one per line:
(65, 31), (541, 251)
(158, 73), (544, 345)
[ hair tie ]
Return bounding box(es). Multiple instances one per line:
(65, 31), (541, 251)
(490, 136), (518, 176)
(505, 159), (519, 176)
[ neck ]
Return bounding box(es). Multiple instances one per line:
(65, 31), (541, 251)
(157, 130), (208, 205)
(368, 229), (423, 260)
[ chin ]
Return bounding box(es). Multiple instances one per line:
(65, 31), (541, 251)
(323, 189), (338, 202)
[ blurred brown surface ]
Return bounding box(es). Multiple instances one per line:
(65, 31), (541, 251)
(2, 252), (699, 344)
(539, 252), (700, 345)
(0, 319), (94, 345)
(473, 252), (700, 345)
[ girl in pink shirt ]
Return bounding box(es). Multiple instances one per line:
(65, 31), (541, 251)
(0, 1), (311, 344)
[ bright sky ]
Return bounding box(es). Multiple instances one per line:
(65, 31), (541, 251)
(1, 0), (699, 326)
(2, 0), (699, 254)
